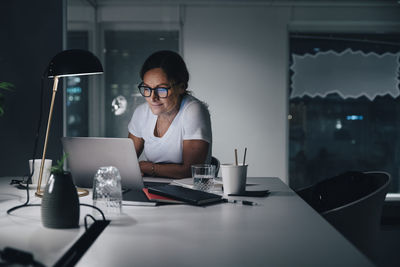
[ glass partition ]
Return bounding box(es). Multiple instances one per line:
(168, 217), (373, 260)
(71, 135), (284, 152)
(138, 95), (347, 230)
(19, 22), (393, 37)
(288, 33), (400, 193)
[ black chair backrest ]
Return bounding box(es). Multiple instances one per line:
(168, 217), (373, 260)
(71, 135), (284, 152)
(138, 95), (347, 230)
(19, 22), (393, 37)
(311, 171), (387, 213)
(211, 156), (220, 176)
(297, 171), (391, 262)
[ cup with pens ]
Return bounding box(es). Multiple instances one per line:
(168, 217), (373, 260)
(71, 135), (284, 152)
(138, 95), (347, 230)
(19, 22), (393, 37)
(221, 148), (248, 195)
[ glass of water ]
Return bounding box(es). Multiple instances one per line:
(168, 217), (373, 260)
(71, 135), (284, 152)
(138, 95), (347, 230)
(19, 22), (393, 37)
(191, 164), (216, 192)
(93, 166), (122, 219)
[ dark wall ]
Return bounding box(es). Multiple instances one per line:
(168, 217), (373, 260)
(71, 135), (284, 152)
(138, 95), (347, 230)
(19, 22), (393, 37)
(0, 0), (64, 176)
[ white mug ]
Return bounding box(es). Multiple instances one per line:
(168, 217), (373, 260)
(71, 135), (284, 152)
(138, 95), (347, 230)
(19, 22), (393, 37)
(221, 164), (248, 195)
(29, 159), (52, 186)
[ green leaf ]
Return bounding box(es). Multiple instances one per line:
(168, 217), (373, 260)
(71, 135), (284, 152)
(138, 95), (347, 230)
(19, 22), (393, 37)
(51, 153), (69, 174)
(0, 82), (15, 91)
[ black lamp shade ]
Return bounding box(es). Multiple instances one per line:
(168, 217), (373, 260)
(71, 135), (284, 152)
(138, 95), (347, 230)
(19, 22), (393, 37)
(47, 49), (103, 78)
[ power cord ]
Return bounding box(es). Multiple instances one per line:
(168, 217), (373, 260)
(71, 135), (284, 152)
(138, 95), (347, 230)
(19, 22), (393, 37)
(80, 203), (107, 228)
(3, 204), (107, 266)
(6, 73), (47, 215)
(3, 71), (109, 264)
(6, 174), (39, 215)
(53, 205), (109, 267)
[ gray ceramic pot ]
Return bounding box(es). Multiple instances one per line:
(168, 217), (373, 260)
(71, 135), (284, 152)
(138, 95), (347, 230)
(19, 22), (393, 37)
(41, 171), (80, 228)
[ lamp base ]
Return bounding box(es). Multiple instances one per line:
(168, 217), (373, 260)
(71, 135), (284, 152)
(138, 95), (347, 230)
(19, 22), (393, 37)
(36, 187), (89, 198)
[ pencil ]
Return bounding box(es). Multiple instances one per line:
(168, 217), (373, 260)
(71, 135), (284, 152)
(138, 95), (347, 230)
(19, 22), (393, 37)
(243, 147), (247, 165)
(234, 149), (238, 165)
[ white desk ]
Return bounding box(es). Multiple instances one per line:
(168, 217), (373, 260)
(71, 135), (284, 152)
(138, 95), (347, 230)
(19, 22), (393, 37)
(0, 177), (374, 266)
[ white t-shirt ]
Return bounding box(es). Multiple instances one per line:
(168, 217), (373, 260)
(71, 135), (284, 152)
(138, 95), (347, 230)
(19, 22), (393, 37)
(128, 95), (212, 164)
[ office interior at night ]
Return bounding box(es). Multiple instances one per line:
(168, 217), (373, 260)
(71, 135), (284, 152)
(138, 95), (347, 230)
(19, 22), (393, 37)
(1, 0), (400, 266)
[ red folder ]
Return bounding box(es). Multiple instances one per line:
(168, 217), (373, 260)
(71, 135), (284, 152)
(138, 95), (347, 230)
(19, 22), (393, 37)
(142, 188), (184, 204)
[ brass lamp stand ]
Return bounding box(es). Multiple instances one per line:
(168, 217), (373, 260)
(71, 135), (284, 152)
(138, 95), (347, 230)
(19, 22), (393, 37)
(35, 49), (103, 197)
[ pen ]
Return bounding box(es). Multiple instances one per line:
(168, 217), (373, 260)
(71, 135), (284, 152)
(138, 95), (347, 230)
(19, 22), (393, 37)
(241, 200), (257, 206)
(224, 199), (258, 206)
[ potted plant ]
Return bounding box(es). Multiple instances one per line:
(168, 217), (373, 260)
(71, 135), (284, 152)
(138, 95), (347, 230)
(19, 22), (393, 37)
(0, 81), (14, 116)
(41, 154), (80, 228)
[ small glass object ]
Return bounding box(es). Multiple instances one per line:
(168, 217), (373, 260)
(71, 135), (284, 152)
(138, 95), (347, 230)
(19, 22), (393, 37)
(92, 166), (122, 219)
(191, 164), (216, 192)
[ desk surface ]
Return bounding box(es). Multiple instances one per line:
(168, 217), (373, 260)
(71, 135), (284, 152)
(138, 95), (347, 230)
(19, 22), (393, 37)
(0, 177), (373, 267)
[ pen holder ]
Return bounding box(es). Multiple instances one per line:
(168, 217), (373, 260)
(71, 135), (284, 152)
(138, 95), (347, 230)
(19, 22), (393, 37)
(221, 164), (248, 195)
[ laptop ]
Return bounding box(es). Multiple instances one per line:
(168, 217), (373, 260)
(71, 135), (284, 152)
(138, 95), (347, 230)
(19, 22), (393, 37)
(61, 137), (167, 206)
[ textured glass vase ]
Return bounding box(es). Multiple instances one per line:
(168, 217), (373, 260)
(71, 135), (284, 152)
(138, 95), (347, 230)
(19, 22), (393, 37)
(41, 171), (80, 228)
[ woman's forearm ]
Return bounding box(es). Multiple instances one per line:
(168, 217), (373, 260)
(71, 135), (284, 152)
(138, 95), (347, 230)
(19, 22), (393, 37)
(139, 161), (191, 179)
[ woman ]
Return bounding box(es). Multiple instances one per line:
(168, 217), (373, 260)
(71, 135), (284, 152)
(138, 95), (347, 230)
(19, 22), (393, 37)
(128, 50), (212, 178)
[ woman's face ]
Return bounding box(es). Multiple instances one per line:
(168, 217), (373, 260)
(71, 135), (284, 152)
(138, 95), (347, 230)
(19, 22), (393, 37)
(142, 68), (184, 116)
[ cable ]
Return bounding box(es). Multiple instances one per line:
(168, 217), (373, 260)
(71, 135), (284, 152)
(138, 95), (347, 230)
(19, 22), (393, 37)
(53, 219), (110, 267)
(80, 203), (106, 221)
(7, 71), (47, 215)
(84, 214), (96, 230)
(6, 204), (41, 215)
(8, 203), (106, 227)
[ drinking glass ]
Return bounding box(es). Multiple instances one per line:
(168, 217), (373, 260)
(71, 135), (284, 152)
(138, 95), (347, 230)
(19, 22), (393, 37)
(92, 166), (122, 219)
(191, 164), (216, 192)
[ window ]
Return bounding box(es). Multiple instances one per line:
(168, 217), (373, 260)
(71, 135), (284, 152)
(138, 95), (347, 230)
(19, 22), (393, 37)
(104, 30), (179, 137)
(66, 3), (180, 137)
(66, 31), (89, 137)
(288, 33), (400, 193)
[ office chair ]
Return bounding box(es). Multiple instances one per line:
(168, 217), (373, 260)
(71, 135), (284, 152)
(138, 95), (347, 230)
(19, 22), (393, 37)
(211, 156), (220, 176)
(296, 171), (391, 262)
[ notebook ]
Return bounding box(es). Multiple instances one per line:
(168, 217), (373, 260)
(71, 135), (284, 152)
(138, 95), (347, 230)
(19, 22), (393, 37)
(61, 137), (167, 206)
(147, 184), (223, 206)
(142, 188), (184, 204)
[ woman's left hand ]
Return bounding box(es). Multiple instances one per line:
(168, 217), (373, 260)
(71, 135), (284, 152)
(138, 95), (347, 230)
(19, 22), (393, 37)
(139, 161), (153, 176)
(138, 140), (209, 178)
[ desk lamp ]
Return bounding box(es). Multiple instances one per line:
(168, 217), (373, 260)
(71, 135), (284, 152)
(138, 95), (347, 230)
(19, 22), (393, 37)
(35, 49), (103, 197)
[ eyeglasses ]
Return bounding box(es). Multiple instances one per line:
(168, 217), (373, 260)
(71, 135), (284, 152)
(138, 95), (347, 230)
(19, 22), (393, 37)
(138, 83), (170, 98)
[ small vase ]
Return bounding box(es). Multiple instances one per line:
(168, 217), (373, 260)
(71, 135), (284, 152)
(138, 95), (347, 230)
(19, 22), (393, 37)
(41, 171), (80, 228)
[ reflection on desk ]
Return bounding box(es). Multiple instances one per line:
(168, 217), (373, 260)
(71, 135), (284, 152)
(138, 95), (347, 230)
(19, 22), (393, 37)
(0, 177), (373, 266)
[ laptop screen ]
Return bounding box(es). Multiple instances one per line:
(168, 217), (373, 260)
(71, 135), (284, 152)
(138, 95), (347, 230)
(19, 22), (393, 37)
(62, 137), (144, 190)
